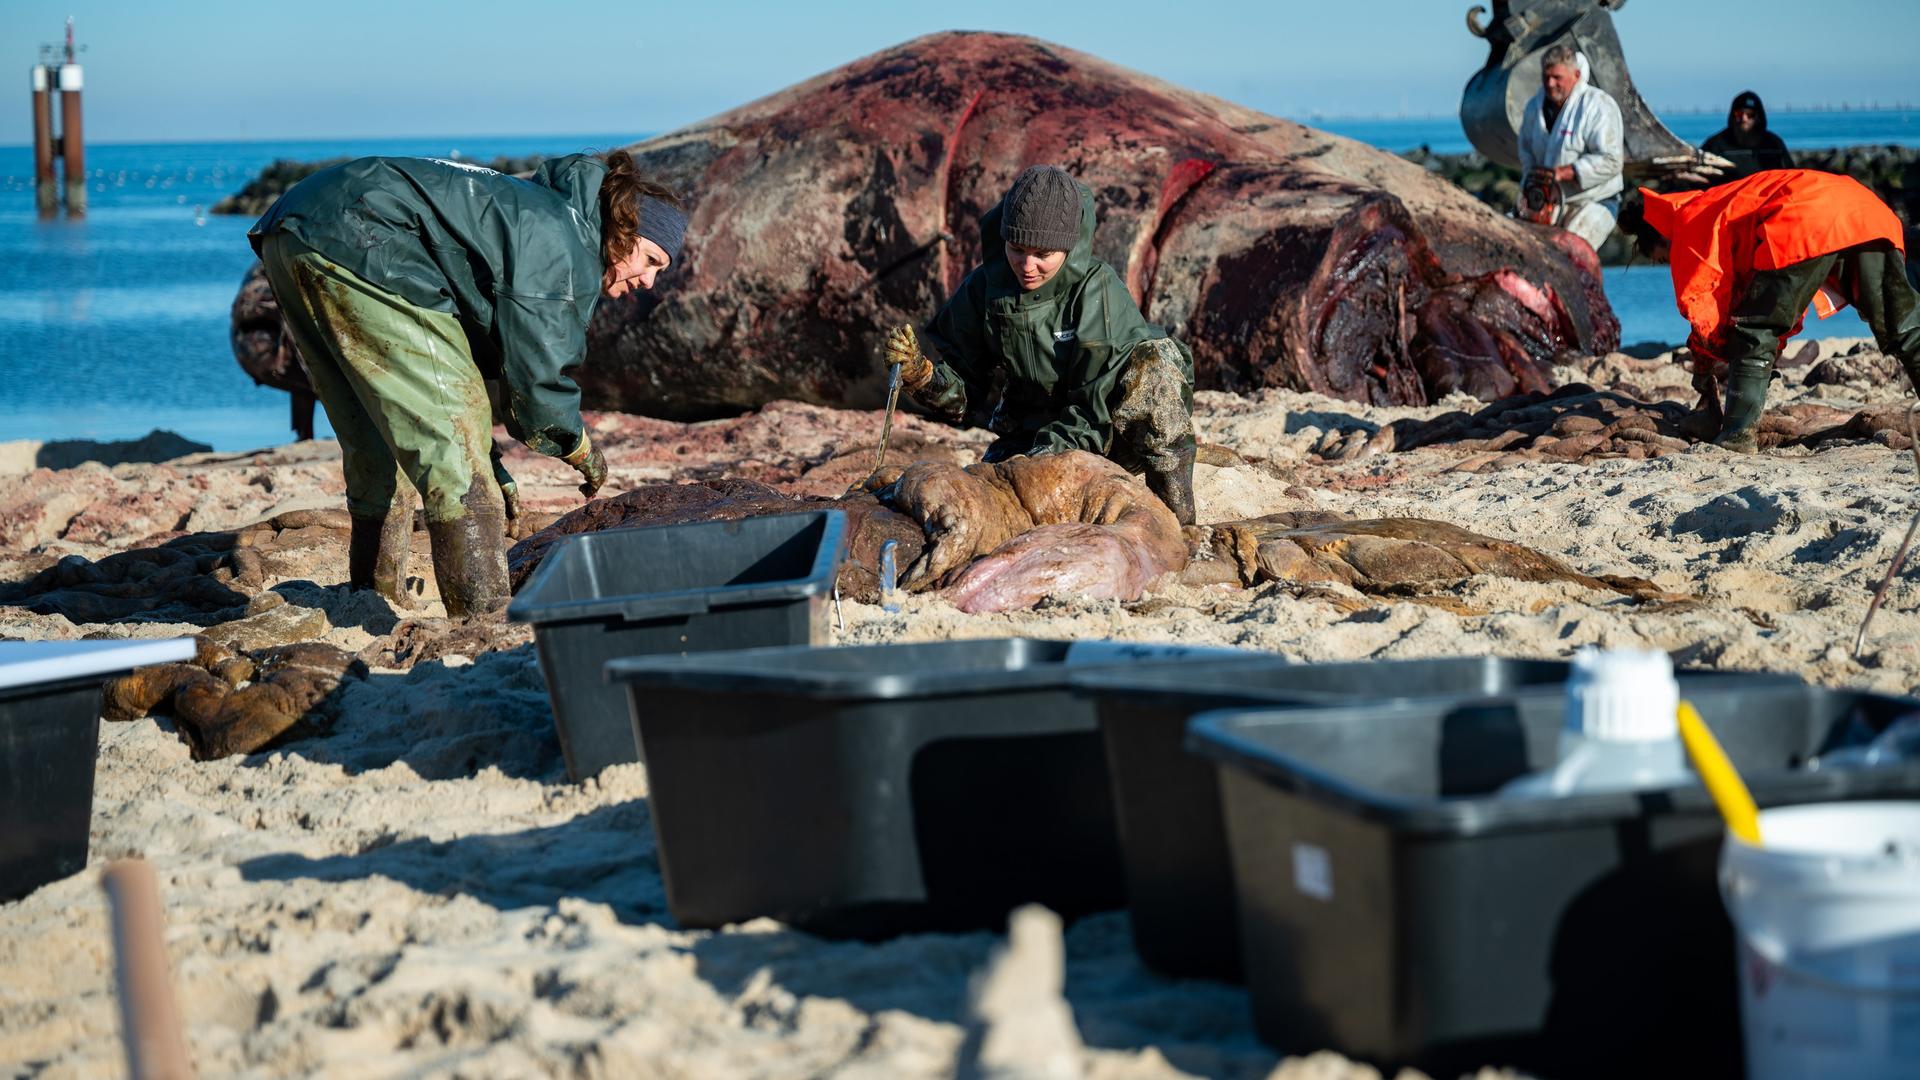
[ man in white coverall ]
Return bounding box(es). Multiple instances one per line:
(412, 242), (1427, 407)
(1517, 43), (1625, 253)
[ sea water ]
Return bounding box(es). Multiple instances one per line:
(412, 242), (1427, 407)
(0, 113), (1910, 452)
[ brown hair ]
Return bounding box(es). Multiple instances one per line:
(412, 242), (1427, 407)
(598, 148), (682, 278)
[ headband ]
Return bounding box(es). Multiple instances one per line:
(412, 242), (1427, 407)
(637, 195), (687, 264)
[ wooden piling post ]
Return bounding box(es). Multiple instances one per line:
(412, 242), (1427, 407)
(30, 63), (56, 217)
(57, 59), (84, 216)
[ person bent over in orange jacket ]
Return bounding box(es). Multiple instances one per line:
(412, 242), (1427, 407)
(1618, 170), (1920, 452)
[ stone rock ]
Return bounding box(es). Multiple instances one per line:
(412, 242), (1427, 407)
(28, 430), (213, 472)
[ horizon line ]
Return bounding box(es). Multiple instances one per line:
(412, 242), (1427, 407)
(1, 103), (1913, 151)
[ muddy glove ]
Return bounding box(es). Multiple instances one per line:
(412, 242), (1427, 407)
(563, 432), (607, 498)
(886, 325), (935, 391)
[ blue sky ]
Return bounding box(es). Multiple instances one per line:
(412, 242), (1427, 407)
(3, 0), (1915, 143)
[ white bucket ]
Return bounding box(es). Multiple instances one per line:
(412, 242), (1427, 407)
(1719, 802), (1920, 1080)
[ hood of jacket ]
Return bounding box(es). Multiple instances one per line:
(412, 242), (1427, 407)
(1532, 50), (1599, 122)
(1727, 90), (1770, 133)
(1716, 90), (1775, 149)
(527, 153), (608, 251)
(1556, 50), (1594, 106)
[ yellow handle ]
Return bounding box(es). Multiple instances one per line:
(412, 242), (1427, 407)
(1677, 700), (1762, 846)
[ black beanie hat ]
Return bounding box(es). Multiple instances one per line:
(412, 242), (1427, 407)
(1000, 165), (1081, 252)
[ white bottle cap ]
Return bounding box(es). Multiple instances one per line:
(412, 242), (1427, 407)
(1564, 647), (1679, 742)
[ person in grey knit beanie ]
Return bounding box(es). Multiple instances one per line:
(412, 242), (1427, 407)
(880, 163), (1202, 524)
(1000, 165), (1083, 253)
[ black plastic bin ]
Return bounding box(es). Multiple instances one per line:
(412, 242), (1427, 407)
(1076, 656), (1582, 982)
(1079, 658), (1805, 983)
(1187, 683), (1920, 1080)
(606, 638), (1248, 937)
(2, 639), (196, 902)
(508, 510), (845, 781)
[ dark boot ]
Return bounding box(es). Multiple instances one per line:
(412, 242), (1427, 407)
(1713, 358), (1772, 454)
(1145, 446), (1198, 526)
(1716, 253), (1836, 452)
(425, 504), (510, 618)
(347, 496), (414, 605)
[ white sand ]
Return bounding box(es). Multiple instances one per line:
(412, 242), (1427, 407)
(5, 339), (1918, 1078)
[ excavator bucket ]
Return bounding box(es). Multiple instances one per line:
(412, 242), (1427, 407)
(1461, 0), (1730, 181)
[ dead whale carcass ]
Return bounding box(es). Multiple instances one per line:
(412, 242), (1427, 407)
(592, 31), (1617, 414)
(232, 32), (1618, 418)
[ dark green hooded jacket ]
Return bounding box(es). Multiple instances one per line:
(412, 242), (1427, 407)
(917, 181), (1191, 456)
(248, 154), (606, 458)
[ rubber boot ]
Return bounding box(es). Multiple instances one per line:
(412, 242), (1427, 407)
(347, 493), (414, 605)
(426, 494), (511, 619)
(1713, 358), (1773, 454)
(1145, 446), (1198, 526)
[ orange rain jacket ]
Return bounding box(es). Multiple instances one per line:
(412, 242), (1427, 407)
(1640, 170), (1905, 363)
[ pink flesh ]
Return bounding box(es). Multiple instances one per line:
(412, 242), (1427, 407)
(943, 524), (1162, 614)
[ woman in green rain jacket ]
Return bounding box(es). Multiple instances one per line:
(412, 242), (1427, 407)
(887, 165), (1198, 523)
(249, 151), (686, 616)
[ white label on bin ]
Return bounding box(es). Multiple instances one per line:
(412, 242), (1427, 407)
(1292, 842), (1333, 902)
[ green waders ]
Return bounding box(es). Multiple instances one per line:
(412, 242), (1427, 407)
(1107, 338), (1198, 525)
(257, 234), (511, 617)
(1718, 240), (1920, 452)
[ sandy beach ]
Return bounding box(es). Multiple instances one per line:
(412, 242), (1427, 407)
(4, 336), (1918, 1078)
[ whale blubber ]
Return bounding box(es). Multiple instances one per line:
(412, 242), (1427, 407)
(100, 637), (366, 761)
